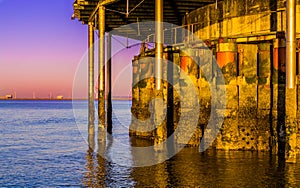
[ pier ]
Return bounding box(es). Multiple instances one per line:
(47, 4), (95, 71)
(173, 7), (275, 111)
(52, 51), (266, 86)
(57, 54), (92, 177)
(72, 0), (300, 162)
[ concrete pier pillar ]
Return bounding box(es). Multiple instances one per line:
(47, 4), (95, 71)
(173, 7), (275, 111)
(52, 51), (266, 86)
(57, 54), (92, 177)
(98, 6), (106, 128)
(198, 48), (212, 145)
(130, 56), (140, 136)
(134, 56), (154, 138)
(258, 43), (271, 84)
(257, 43), (273, 151)
(177, 49), (201, 146)
(132, 56), (140, 109)
(216, 38), (237, 84)
(139, 57), (154, 108)
(215, 38), (239, 150)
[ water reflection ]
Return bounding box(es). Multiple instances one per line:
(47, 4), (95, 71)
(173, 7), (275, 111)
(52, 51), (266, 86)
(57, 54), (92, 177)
(84, 136), (300, 187)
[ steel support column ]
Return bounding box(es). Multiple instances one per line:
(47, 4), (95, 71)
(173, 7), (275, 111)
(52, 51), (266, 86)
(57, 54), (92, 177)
(155, 0), (163, 90)
(154, 0), (166, 145)
(88, 22), (95, 126)
(298, 40), (300, 74)
(286, 0), (296, 88)
(98, 6), (106, 128)
(167, 47), (174, 138)
(107, 33), (112, 134)
(88, 22), (95, 149)
(285, 0), (297, 164)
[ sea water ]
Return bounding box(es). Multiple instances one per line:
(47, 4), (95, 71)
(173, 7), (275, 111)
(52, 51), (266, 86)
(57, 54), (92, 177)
(1, 100), (300, 187)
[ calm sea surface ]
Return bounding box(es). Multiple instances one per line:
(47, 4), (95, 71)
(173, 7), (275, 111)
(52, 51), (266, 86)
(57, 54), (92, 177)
(1, 100), (300, 187)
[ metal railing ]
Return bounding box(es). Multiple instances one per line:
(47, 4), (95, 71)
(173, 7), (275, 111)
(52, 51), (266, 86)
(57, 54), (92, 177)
(143, 9), (290, 47)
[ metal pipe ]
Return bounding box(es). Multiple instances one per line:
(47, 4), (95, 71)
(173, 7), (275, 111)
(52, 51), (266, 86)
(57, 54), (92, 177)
(126, 0), (129, 17)
(167, 46), (174, 137)
(88, 0), (117, 22)
(298, 40), (300, 75)
(107, 33), (112, 134)
(89, 3), (101, 22)
(88, 22), (95, 126)
(98, 6), (106, 127)
(286, 0), (296, 88)
(155, 0), (163, 90)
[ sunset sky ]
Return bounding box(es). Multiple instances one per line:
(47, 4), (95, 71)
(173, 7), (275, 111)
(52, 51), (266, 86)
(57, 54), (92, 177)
(0, 0), (139, 99)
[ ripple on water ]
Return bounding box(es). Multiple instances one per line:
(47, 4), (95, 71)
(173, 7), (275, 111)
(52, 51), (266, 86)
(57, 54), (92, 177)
(1, 100), (300, 187)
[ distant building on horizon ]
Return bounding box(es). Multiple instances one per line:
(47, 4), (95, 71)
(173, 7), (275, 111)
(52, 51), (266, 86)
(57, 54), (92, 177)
(56, 95), (64, 100)
(5, 94), (13, 99)
(0, 94), (13, 99)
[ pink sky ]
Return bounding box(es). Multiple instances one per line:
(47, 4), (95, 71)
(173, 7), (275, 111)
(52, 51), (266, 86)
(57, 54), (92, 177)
(0, 0), (140, 99)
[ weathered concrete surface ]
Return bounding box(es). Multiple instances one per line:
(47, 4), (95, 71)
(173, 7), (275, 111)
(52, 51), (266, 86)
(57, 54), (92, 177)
(130, 0), (300, 158)
(185, 0), (300, 40)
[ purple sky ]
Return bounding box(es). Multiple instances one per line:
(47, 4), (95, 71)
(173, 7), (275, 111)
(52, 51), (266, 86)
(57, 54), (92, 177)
(0, 0), (139, 99)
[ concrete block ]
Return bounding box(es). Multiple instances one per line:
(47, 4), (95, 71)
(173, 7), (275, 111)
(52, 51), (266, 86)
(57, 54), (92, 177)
(239, 84), (257, 109)
(258, 85), (271, 109)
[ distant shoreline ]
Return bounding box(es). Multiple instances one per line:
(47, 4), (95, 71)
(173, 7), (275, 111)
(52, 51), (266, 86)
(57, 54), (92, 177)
(0, 98), (132, 101)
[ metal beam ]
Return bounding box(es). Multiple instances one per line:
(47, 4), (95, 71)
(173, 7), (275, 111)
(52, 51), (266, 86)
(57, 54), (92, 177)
(74, 0), (215, 27)
(88, 0), (121, 22)
(286, 0), (296, 88)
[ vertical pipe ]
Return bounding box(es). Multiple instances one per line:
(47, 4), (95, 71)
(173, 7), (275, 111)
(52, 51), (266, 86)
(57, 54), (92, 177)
(88, 22), (95, 126)
(298, 40), (300, 75)
(285, 0), (297, 163)
(88, 22), (95, 149)
(167, 46), (174, 138)
(207, 8), (210, 39)
(107, 33), (112, 134)
(286, 0), (296, 88)
(155, 0), (163, 90)
(269, 0), (277, 32)
(270, 42), (275, 152)
(126, 0), (129, 17)
(98, 6), (106, 127)
(281, 11), (283, 31)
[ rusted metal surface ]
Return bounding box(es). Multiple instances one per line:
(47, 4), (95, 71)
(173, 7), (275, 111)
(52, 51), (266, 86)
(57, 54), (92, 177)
(216, 41), (237, 70)
(273, 37), (286, 77)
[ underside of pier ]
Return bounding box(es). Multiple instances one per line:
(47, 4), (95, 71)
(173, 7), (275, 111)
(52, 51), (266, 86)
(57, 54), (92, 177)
(73, 0), (300, 163)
